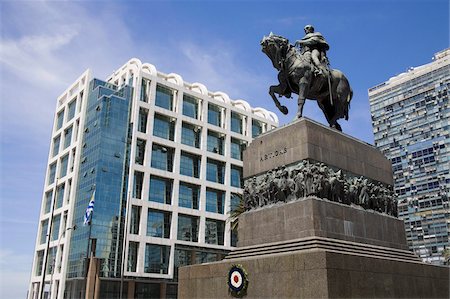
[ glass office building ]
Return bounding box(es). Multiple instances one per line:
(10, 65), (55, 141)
(28, 59), (278, 298)
(368, 49), (450, 265)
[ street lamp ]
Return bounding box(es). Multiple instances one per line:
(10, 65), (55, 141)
(48, 225), (77, 299)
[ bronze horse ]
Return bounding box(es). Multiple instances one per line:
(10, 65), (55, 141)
(261, 33), (353, 131)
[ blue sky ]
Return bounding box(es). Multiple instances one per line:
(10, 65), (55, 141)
(0, 0), (448, 297)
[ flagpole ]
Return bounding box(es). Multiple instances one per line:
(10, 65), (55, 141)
(39, 178), (58, 299)
(119, 191), (132, 299)
(84, 187), (96, 297)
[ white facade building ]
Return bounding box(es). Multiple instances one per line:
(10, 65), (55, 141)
(28, 58), (278, 298)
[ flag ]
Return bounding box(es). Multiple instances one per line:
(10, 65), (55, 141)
(83, 190), (95, 225)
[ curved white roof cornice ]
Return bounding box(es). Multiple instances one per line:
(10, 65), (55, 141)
(190, 83), (208, 95)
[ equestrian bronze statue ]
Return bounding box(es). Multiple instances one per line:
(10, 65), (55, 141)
(261, 30), (353, 131)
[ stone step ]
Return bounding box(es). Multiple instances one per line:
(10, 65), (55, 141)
(225, 236), (420, 262)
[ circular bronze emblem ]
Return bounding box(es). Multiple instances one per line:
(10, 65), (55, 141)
(228, 264), (249, 297)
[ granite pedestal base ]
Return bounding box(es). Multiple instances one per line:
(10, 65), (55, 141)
(178, 119), (449, 298)
(178, 199), (448, 298)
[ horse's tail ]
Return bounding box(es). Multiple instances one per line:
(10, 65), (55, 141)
(345, 88), (353, 121)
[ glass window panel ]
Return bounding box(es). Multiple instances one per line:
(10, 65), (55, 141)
(40, 219), (49, 244)
(140, 78), (150, 102)
(55, 184), (65, 209)
(67, 99), (76, 121)
(130, 205), (141, 234)
(231, 112), (243, 134)
(56, 110), (64, 131)
(155, 85), (173, 111)
(151, 144), (174, 172)
(207, 130), (224, 155)
(45, 247), (57, 275)
(149, 176), (172, 204)
(63, 126), (73, 149)
(147, 209), (171, 238)
(231, 138), (246, 161)
(153, 114), (175, 141)
(51, 214), (61, 241)
(174, 248), (193, 280)
(252, 120), (263, 138)
(127, 242), (139, 272)
(230, 193), (241, 213)
(177, 214), (199, 242)
(180, 151), (200, 178)
(144, 244), (170, 274)
(208, 104), (221, 127)
(52, 135), (61, 157)
(205, 219), (225, 245)
(230, 165), (243, 188)
(133, 171), (144, 199)
(178, 182), (200, 209)
(206, 188), (224, 214)
(59, 155), (69, 178)
(138, 108), (148, 133)
(181, 122), (200, 148)
(35, 250), (44, 276)
(182, 94), (198, 119)
(206, 159), (224, 184)
(44, 191), (53, 214)
(48, 163), (57, 185)
(135, 139), (146, 165)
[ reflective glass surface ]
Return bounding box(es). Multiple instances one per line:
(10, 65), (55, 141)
(153, 114), (174, 141)
(230, 165), (243, 188)
(52, 135), (61, 157)
(207, 103), (221, 127)
(151, 144), (174, 172)
(180, 151), (200, 178)
(206, 158), (224, 184)
(68, 99), (77, 121)
(155, 85), (173, 111)
(252, 119), (263, 138)
(138, 108), (148, 133)
(56, 110), (64, 131)
(127, 241), (138, 272)
(147, 209), (171, 238)
(207, 130), (224, 155)
(205, 218), (225, 245)
(64, 126), (72, 149)
(181, 122), (200, 148)
(130, 205), (141, 234)
(67, 79), (132, 279)
(144, 244), (170, 274)
(231, 112), (243, 134)
(206, 188), (224, 214)
(177, 214), (199, 242)
(149, 175), (172, 204)
(182, 94), (198, 119)
(55, 183), (65, 209)
(60, 154), (69, 178)
(48, 163), (56, 185)
(178, 182), (199, 209)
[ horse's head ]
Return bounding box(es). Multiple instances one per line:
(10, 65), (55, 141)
(261, 33), (290, 70)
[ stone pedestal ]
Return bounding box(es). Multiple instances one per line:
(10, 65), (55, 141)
(178, 118), (449, 298)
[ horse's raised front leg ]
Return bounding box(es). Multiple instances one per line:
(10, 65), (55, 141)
(269, 85), (288, 115)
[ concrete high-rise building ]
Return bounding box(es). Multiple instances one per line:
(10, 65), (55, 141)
(368, 49), (450, 265)
(28, 58), (278, 299)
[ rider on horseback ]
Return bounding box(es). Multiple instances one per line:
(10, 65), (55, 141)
(295, 25), (330, 76)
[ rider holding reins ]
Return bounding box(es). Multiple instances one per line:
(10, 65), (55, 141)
(295, 25), (330, 76)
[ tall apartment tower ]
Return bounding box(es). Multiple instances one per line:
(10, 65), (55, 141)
(368, 48), (450, 265)
(28, 58), (278, 299)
